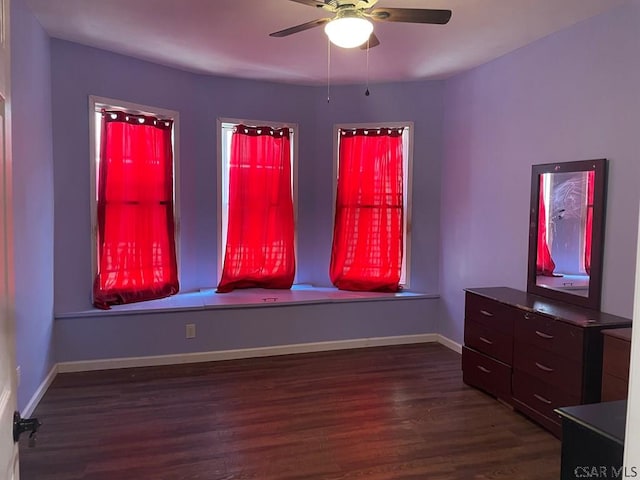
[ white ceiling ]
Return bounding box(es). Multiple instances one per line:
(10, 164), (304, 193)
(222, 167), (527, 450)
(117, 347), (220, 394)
(24, 0), (628, 86)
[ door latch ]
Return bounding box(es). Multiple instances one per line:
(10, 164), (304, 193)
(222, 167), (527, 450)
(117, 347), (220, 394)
(13, 411), (42, 447)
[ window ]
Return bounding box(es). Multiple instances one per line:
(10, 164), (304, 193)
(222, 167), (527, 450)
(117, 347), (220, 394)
(331, 122), (413, 290)
(90, 96), (180, 308)
(217, 119), (298, 292)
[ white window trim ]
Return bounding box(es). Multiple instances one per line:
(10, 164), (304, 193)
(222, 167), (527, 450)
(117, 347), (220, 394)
(216, 117), (299, 284)
(332, 121), (414, 288)
(88, 95), (181, 298)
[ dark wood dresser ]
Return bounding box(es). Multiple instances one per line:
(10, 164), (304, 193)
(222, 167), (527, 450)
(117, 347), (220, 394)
(462, 287), (632, 437)
(556, 401), (626, 480)
(601, 328), (632, 401)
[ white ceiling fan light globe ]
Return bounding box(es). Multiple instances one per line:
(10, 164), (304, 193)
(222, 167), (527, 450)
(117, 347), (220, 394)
(324, 16), (374, 49)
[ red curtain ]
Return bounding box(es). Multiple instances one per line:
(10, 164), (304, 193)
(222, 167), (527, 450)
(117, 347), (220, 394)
(585, 171), (595, 274)
(329, 128), (404, 292)
(217, 125), (295, 293)
(93, 111), (179, 309)
(536, 175), (556, 276)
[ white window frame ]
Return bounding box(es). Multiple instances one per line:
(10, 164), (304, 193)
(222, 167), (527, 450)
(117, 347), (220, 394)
(216, 118), (299, 283)
(89, 95), (181, 294)
(332, 122), (414, 288)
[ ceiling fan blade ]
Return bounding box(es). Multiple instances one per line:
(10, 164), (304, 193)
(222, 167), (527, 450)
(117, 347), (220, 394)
(359, 0), (380, 10)
(269, 17), (331, 38)
(369, 8), (452, 25)
(359, 33), (380, 49)
(288, 0), (337, 12)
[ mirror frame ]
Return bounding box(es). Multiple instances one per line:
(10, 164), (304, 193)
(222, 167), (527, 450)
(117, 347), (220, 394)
(526, 158), (608, 310)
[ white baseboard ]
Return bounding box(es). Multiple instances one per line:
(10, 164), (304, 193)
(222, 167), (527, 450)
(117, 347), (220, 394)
(26, 333), (462, 414)
(437, 334), (462, 354)
(22, 364), (58, 418)
(57, 334), (441, 373)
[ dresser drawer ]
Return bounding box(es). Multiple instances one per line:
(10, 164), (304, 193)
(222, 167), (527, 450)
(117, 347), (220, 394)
(601, 331), (631, 402)
(465, 292), (514, 335)
(512, 371), (581, 422)
(602, 335), (631, 381)
(601, 374), (628, 402)
(462, 346), (511, 402)
(515, 312), (583, 360)
(464, 319), (513, 364)
(513, 342), (583, 393)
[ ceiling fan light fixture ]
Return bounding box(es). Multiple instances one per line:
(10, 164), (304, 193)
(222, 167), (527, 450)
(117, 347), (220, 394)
(324, 15), (373, 49)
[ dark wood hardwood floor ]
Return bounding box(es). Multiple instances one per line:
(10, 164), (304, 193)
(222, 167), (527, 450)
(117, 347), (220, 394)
(19, 343), (560, 480)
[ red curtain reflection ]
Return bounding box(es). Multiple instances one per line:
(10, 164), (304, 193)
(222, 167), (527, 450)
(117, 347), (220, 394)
(584, 171), (595, 274)
(536, 175), (556, 276)
(329, 128), (403, 292)
(93, 111), (179, 309)
(217, 125), (295, 293)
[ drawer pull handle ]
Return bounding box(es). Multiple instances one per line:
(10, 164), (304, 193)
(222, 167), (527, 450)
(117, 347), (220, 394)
(533, 393), (552, 405)
(477, 366), (492, 374)
(524, 313), (534, 320)
(479, 336), (493, 345)
(535, 330), (554, 340)
(535, 362), (555, 373)
(480, 309), (494, 317)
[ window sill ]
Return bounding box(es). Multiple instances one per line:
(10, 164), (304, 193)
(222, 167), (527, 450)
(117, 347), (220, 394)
(55, 285), (439, 319)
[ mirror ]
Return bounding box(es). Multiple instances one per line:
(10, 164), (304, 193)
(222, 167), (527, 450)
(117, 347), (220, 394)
(527, 159), (607, 310)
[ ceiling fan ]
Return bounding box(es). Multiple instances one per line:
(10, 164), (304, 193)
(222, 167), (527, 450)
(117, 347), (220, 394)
(270, 0), (452, 49)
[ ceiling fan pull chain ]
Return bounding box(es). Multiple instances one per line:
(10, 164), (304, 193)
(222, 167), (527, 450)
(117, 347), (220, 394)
(327, 37), (331, 103)
(365, 37), (370, 96)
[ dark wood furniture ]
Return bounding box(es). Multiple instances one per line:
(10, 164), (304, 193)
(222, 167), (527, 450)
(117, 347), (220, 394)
(556, 401), (626, 480)
(601, 328), (632, 401)
(462, 287), (631, 437)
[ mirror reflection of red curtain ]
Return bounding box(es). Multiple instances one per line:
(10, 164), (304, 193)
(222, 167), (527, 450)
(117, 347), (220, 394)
(536, 175), (556, 276)
(217, 125), (295, 293)
(93, 111), (179, 309)
(584, 171), (595, 274)
(329, 128), (403, 292)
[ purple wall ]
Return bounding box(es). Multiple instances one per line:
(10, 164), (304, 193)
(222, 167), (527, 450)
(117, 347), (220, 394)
(55, 299), (438, 362)
(440, 2), (640, 343)
(11, 0), (55, 410)
(51, 41), (320, 312)
(309, 82), (444, 294)
(50, 40), (445, 363)
(51, 41), (444, 312)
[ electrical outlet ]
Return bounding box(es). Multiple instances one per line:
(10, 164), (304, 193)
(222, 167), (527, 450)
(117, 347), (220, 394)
(16, 366), (21, 387)
(185, 323), (196, 339)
